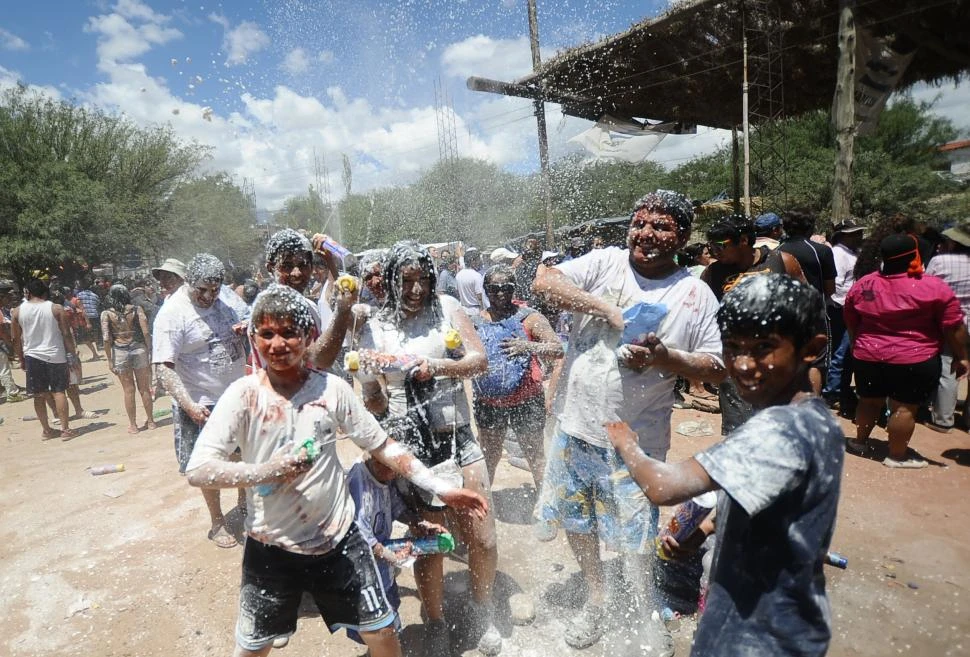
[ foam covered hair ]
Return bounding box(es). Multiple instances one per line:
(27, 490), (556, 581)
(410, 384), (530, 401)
(185, 253), (225, 286)
(717, 273), (823, 349)
(265, 228), (312, 269)
(106, 284), (131, 312)
(631, 189), (694, 236)
(249, 284), (316, 336)
(379, 240), (442, 322)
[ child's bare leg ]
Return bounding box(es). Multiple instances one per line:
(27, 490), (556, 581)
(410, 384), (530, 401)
(360, 626), (403, 657)
(886, 399), (918, 460)
(567, 530), (605, 606)
(53, 391), (71, 435)
(66, 385), (83, 416)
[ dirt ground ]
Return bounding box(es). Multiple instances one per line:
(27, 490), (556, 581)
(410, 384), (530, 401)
(1, 358), (969, 657)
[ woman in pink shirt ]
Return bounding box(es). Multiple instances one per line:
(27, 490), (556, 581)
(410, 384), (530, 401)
(844, 234), (969, 467)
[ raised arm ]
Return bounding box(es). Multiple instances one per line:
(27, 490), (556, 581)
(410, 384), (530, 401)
(533, 264), (624, 331)
(309, 283), (357, 370)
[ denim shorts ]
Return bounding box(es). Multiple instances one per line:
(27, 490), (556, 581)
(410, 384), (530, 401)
(535, 428), (659, 554)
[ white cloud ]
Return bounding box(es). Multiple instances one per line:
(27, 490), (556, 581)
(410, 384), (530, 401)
(210, 14), (270, 66)
(903, 81), (970, 133)
(84, 1), (181, 67)
(442, 35), (534, 81)
(281, 48), (310, 75)
(0, 27), (29, 51)
(0, 64), (61, 100)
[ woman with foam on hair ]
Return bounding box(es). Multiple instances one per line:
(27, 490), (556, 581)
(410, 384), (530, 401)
(844, 233), (969, 468)
(355, 240), (502, 657)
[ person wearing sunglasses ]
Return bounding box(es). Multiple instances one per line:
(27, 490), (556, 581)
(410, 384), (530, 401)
(700, 214), (806, 435)
(471, 265), (563, 488)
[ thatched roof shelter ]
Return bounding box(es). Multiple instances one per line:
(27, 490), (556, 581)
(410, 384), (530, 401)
(469, 0), (970, 129)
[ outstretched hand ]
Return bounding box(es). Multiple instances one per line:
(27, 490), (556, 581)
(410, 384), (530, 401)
(604, 420), (639, 451)
(439, 488), (488, 520)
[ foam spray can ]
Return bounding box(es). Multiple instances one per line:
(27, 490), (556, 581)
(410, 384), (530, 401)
(90, 464), (125, 476)
(656, 491), (717, 560)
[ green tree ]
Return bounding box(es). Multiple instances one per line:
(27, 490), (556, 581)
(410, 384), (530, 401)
(163, 174), (261, 270)
(0, 85), (207, 284)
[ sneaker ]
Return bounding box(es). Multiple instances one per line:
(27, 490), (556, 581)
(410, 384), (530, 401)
(924, 422), (953, 434)
(424, 619), (451, 657)
(5, 392), (27, 403)
(533, 518), (558, 542)
(640, 613), (675, 657)
(564, 603), (605, 649)
(272, 635), (290, 649)
(883, 456), (928, 469)
(468, 600), (502, 656)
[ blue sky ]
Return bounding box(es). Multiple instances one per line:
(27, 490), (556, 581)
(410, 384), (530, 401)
(1, 0), (967, 211)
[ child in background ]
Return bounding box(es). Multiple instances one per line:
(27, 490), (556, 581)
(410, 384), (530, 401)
(606, 273), (844, 657)
(346, 454), (448, 644)
(185, 285), (487, 657)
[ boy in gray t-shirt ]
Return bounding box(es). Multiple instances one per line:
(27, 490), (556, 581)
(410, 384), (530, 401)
(606, 273), (844, 657)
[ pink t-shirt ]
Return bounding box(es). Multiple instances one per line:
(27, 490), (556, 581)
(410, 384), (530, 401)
(844, 272), (964, 365)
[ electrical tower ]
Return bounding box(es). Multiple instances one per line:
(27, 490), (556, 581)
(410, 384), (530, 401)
(744, 0), (788, 211)
(242, 176), (257, 224)
(434, 78), (464, 239)
(434, 77), (459, 165)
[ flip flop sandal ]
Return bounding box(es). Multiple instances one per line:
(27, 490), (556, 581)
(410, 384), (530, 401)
(42, 430), (59, 440)
(60, 430), (77, 442)
(208, 526), (238, 549)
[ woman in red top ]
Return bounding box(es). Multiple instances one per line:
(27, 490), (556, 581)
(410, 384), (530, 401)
(472, 265), (563, 486)
(844, 234), (969, 467)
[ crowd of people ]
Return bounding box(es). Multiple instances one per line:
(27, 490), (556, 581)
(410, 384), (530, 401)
(2, 193), (968, 657)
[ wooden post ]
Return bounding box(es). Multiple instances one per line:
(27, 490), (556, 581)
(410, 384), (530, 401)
(732, 126), (742, 213)
(527, 0), (555, 249)
(742, 33), (752, 217)
(831, 0), (857, 220)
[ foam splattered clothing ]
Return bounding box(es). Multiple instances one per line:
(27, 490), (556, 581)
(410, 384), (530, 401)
(692, 397), (844, 657)
(187, 371), (387, 555)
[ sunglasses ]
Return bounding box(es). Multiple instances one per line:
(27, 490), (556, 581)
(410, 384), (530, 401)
(485, 283), (515, 294)
(707, 238), (733, 253)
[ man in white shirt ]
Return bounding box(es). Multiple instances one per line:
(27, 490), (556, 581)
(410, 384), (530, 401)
(533, 190), (724, 654)
(152, 253), (247, 549)
(455, 249), (489, 315)
(823, 219), (864, 410)
(927, 225), (970, 431)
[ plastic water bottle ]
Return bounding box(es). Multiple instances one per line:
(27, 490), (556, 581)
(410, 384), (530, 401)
(383, 532), (456, 556)
(90, 464), (125, 476)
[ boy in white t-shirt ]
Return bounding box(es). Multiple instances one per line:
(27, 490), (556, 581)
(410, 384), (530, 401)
(532, 190), (725, 653)
(185, 285), (486, 657)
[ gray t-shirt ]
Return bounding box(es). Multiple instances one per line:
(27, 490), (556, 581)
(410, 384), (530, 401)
(693, 397), (844, 657)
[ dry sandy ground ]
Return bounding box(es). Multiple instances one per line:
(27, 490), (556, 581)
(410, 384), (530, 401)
(1, 358), (969, 657)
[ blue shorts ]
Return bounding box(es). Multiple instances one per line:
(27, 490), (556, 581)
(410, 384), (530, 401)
(536, 429), (659, 554)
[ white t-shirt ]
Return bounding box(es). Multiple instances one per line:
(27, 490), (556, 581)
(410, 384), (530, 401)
(553, 247), (723, 459)
(830, 243), (858, 307)
(151, 286), (245, 405)
(357, 294), (470, 429)
(186, 371), (387, 555)
(455, 268), (489, 313)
